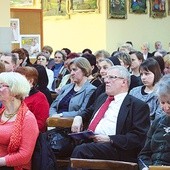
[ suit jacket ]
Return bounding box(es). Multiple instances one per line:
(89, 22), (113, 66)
(147, 52), (153, 58)
(80, 93), (150, 162)
(50, 81), (96, 117)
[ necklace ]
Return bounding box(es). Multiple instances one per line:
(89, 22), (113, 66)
(4, 111), (17, 119)
(0, 110), (18, 125)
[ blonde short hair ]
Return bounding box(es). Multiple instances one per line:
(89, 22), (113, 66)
(164, 54), (170, 65)
(0, 72), (30, 100)
(69, 57), (92, 77)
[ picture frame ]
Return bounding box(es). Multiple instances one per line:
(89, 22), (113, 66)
(43, 0), (70, 19)
(10, 18), (20, 43)
(168, 0), (170, 15)
(20, 35), (41, 58)
(69, 0), (100, 13)
(108, 0), (127, 19)
(129, 0), (147, 14)
(10, 0), (35, 8)
(150, 0), (166, 18)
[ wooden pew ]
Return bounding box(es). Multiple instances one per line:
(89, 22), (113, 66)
(149, 166), (170, 170)
(46, 117), (74, 168)
(71, 158), (138, 170)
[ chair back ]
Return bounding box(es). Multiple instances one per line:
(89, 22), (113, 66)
(46, 117), (73, 128)
(71, 158), (138, 170)
(149, 166), (170, 170)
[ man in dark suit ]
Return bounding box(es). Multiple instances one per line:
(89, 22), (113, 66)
(141, 42), (153, 60)
(71, 65), (150, 163)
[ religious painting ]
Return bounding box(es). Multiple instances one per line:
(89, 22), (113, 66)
(168, 0), (170, 15)
(43, 0), (70, 19)
(10, 0), (34, 7)
(10, 18), (20, 43)
(69, 0), (100, 13)
(150, 0), (166, 18)
(108, 0), (127, 19)
(20, 35), (41, 58)
(130, 0), (147, 14)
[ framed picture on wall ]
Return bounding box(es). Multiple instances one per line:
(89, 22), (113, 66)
(168, 0), (170, 15)
(150, 0), (166, 18)
(43, 0), (70, 19)
(20, 35), (41, 58)
(10, 0), (35, 8)
(129, 0), (147, 14)
(10, 18), (20, 43)
(108, 0), (127, 19)
(69, 0), (100, 13)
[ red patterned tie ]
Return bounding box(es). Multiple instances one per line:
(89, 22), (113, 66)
(88, 96), (114, 132)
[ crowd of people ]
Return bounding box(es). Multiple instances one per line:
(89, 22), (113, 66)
(0, 40), (170, 169)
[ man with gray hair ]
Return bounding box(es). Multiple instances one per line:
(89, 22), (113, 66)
(71, 65), (150, 163)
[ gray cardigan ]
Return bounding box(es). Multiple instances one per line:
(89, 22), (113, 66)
(129, 86), (162, 122)
(50, 81), (96, 117)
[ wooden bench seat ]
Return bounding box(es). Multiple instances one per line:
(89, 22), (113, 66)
(71, 158), (138, 170)
(46, 117), (74, 168)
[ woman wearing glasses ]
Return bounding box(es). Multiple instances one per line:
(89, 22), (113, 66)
(0, 72), (39, 170)
(36, 52), (54, 91)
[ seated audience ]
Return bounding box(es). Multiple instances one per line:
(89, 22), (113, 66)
(138, 74), (170, 170)
(56, 52), (79, 93)
(15, 66), (49, 132)
(0, 52), (19, 72)
(42, 45), (54, 69)
(154, 56), (165, 75)
(82, 48), (92, 54)
(94, 50), (110, 68)
(0, 62), (5, 108)
(11, 48), (27, 67)
(113, 51), (142, 91)
(50, 57), (96, 117)
(82, 53), (102, 87)
(0, 72), (39, 169)
(129, 51), (144, 85)
(141, 42), (153, 60)
(86, 58), (114, 108)
(129, 58), (162, 122)
(36, 52), (54, 91)
(119, 43), (133, 53)
(33, 64), (53, 105)
(71, 65), (150, 163)
(61, 48), (71, 57)
(130, 51), (144, 77)
(21, 48), (33, 66)
(152, 41), (164, 56)
(163, 54), (170, 74)
(51, 50), (67, 90)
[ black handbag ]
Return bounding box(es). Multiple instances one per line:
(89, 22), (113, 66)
(47, 127), (75, 158)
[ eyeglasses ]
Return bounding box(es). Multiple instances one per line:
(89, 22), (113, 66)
(105, 75), (124, 80)
(0, 84), (9, 88)
(37, 58), (46, 61)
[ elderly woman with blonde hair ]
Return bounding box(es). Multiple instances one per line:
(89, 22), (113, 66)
(0, 72), (39, 170)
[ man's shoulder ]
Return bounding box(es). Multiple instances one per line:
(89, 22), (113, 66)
(125, 94), (148, 106)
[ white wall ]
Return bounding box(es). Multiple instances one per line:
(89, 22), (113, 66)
(43, 1), (170, 55)
(0, 0), (11, 52)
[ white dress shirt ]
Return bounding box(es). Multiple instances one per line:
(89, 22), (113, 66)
(94, 92), (128, 135)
